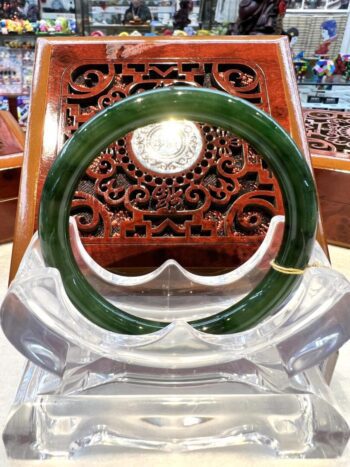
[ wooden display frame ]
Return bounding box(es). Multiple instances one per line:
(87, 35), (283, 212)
(10, 36), (327, 280)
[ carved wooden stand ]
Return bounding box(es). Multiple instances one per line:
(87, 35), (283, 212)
(11, 36), (323, 280)
(305, 109), (350, 248)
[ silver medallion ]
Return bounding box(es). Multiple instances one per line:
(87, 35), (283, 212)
(131, 120), (203, 174)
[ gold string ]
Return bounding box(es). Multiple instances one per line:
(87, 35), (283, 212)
(270, 259), (327, 275)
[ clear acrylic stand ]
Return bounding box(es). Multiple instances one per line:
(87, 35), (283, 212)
(1, 216), (350, 459)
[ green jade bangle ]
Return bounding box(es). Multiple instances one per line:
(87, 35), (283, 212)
(39, 87), (318, 335)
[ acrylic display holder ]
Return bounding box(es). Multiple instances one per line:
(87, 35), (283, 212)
(2, 83), (350, 461)
(2, 215), (350, 459)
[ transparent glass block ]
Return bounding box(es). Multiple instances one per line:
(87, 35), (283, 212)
(1, 216), (350, 459)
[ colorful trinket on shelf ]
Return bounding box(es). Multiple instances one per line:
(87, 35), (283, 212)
(293, 52), (308, 83)
(313, 59), (335, 77)
(55, 17), (69, 33)
(173, 29), (188, 36)
(344, 59), (350, 81)
(91, 30), (105, 36)
(197, 29), (211, 35)
(313, 59), (335, 83)
(184, 26), (195, 36)
(334, 54), (346, 75)
(0, 19), (7, 34)
(23, 20), (33, 33)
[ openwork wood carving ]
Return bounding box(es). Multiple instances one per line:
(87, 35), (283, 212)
(60, 59), (283, 270)
(304, 110), (350, 159)
(304, 109), (350, 248)
(9, 37), (319, 279)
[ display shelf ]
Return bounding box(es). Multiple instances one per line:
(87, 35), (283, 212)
(87, 23), (152, 30)
(299, 82), (350, 109)
(0, 32), (79, 127)
(0, 32), (77, 38)
(302, 101), (350, 109)
(0, 48), (34, 95)
(298, 78), (350, 85)
(294, 52), (350, 109)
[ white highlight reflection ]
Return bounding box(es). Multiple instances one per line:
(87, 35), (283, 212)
(131, 119), (203, 174)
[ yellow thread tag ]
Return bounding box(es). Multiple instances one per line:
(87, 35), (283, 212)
(270, 260), (305, 275)
(270, 260), (328, 275)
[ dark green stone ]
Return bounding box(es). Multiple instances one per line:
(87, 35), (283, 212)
(39, 87), (318, 335)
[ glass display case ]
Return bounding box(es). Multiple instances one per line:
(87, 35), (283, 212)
(0, 46), (34, 127)
(89, 0), (174, 27)
(288, 0), (349, 9)
(85, 0), (201, 34)
(0, 0), (80, 127)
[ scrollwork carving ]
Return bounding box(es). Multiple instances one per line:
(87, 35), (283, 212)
(67, 64), (115, 100)
(59, 58), (283, 266)
(71, 192), (112, 237)
(304, 110), (350, 158)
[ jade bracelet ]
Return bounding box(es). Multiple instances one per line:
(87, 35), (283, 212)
(39, 87), (318, 335)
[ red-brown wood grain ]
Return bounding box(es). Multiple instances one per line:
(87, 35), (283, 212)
(0, 111), (24, 244)
(0, 111), (24, 157)
(10, 36), (326, 280)
(304, 109), (350, 247)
